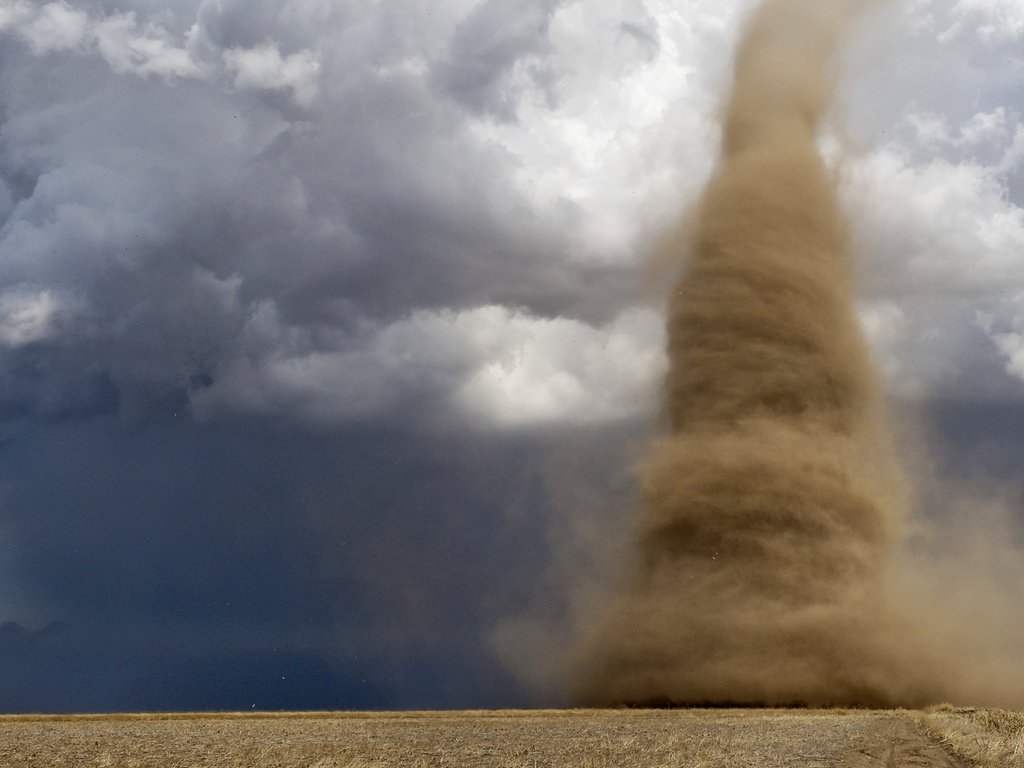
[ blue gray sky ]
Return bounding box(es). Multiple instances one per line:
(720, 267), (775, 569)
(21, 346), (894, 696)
(0, 0), (1022, 712)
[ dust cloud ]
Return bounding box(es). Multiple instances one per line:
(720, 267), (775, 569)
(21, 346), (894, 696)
(572, 0), (1024, 708)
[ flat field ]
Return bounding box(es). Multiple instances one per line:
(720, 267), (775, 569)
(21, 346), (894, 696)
(0, 707), (996, 768)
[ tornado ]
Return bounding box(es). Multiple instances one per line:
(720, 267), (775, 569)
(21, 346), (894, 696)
(575, 0), (943, 707)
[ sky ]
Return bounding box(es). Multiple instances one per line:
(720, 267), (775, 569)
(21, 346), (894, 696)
(0, 0), (1021, 712)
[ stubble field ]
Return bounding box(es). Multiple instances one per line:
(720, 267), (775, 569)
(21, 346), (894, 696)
(0, 707), (1014, 767)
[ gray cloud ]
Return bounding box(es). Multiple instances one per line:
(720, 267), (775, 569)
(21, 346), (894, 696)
(433, 0), (567, 119)
(0, 0), (653, 429)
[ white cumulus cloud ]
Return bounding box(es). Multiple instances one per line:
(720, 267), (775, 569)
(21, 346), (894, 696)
(0, 1), (319, 103)
(190, 304), (664, 428)
(223, 43), (320, 107)
(0, 289), (61, 348)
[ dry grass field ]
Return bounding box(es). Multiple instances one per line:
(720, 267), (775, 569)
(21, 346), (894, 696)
(919, 706), (1024, 767)
(0, 707), (1002, 768)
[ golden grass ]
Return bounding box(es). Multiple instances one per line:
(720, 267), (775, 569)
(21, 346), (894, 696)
(918, 706), (1024, 767)
(0, 709), (609, 722)
(0, 708), (913, 768)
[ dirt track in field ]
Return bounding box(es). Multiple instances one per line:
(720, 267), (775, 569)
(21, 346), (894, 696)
(0, 709), (969, 767)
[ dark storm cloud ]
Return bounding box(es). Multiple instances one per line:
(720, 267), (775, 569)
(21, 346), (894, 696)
(0, 0), (1020, 713)
(0, 0), (655, 711)
(0, 620), (390, 712)
(0, 416), (640, 709)
(0, 0), (635, 426)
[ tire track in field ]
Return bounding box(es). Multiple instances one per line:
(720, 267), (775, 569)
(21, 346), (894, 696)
(842, 718), (969, 768)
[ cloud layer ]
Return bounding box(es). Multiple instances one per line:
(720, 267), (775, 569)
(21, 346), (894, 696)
(0, 0), (1021, 710)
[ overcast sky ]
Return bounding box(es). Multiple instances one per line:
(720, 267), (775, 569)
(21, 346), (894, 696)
(0, 0), (1021, 712)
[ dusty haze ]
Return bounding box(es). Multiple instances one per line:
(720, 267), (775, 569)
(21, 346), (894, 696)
(572, 0), (1023, 707)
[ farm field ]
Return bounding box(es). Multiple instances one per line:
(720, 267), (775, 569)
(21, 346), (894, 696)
(0, 707), (1005, 768)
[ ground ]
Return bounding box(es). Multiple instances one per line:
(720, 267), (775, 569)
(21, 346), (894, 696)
(0, 708), (982, 767)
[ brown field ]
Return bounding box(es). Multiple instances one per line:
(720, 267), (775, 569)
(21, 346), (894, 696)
(918, 707), (1024, 767)
(0, 707), (1008, 767)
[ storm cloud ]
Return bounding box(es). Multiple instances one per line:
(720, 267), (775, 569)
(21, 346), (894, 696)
(0, 0), (1021, 711)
